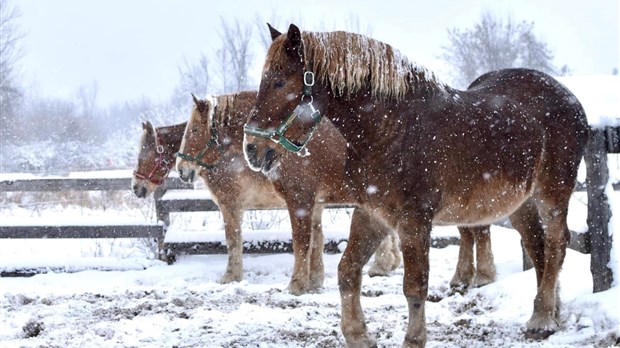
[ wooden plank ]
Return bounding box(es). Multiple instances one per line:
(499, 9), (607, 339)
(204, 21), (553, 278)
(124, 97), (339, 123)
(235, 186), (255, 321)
(0, 176), (192, 192)
(0, 225), (163, 239)
(585, 128), (614, 292)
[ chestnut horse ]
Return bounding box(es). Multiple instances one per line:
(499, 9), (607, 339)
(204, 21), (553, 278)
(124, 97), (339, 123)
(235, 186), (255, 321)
(174, 92), (402, 294)
(244, 24), (588, 347)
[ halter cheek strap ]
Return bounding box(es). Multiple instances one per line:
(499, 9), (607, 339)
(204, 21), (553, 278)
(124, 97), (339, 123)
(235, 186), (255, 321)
(176, 111), (224, 170)
(244, 71), (323, 155)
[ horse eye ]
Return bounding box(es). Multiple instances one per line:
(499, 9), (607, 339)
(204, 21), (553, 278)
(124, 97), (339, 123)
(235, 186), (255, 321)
(274, 80), (285, 89)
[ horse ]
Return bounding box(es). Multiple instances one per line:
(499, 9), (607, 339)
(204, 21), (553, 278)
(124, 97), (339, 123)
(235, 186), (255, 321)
(243, 24), (588, 347)
(174, 91), (401, 293)
(132, 121), (186, 199)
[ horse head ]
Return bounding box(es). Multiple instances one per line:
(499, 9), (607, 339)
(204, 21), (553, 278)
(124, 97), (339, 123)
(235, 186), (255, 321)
(244, 24), (323, 175)
(176, 94), (223, 183)
(132, 120), (175, 198)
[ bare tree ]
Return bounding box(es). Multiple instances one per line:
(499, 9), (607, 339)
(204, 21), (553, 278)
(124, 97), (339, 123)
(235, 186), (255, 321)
(216, 18), (254, 93)
(441, 11), (560, 88)
(171, 53), (211, 110)
(0, 0), (24, 143)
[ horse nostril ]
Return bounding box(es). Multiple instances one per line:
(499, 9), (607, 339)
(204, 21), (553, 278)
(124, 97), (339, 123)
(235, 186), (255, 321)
(246, 143), (257, 159)
(140, 187), (147, 198)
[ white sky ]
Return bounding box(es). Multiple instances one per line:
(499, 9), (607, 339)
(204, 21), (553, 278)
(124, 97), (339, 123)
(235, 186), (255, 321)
(14, 0), (620, 107)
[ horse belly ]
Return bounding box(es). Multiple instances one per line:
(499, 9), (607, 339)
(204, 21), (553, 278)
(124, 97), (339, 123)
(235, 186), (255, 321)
(433, 183), (532, 225)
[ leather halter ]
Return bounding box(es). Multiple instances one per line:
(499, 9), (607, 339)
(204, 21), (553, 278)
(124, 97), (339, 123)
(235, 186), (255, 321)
(133, 132), (174, 185)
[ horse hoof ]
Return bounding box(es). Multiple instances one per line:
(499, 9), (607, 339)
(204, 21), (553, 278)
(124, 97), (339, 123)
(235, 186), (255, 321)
(525, 315), (559, 340)
(287, 280), (309, 296)
(344, 336), (377, 348)
(368, 265), (391, 277)
(220, 272), (242, 284)
(524, 328), (556, 340)
(472, 273), (496, 288)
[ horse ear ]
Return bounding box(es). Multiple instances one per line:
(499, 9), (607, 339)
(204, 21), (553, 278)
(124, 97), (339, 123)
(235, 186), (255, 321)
(267, 23), (281, 41)
(191, 93), (206, 114)
(284, 24), (303, 63)
(286, 24), (302, 50)
(144, 121), (154, 135)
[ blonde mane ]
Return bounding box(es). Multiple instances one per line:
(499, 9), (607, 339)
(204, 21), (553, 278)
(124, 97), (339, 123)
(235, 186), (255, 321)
(268, 30), (445, 101)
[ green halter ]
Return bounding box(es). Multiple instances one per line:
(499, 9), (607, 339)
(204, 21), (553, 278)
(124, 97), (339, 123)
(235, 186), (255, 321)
(244, 71), (322, 155)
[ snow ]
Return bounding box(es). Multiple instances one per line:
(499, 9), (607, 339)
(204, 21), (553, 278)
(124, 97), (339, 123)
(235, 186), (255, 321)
(0, 225), (618, 347)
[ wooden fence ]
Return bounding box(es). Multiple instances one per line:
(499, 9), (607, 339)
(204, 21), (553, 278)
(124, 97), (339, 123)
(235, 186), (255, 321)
(0, 126), (617, 291)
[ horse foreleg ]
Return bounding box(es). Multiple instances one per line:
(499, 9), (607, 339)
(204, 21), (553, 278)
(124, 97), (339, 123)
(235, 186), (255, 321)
(287, 200), (316, 296)
(450, 226), (475, 290)
(308, 205), (325, 291)
(219, 205), (244, 284)
(339, 208), (384, 348)
(400, 217), (431, 348)
(368, 223), (401, 277)
(472, 225), (497, 287)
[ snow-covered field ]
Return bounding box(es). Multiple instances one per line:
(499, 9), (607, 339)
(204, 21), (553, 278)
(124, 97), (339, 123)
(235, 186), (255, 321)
(0, 196), (619, 347)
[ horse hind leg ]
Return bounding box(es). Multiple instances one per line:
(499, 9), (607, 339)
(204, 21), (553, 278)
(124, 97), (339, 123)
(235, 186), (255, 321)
(526, 193), (572, 338)
(339, 207), (386, 348)
(509, 198), (564, 339)
(449, 226), (476, 291)
(368, 226), (401, 277)
(472, 225), (497, 287)
(219, 205), (244, 284)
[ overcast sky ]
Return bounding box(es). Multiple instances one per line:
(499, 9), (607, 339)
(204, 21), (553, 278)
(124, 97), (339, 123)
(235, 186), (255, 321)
(14, 0), (619, 107)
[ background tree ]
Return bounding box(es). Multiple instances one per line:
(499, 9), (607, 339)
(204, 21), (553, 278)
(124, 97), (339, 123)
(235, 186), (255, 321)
(441, 11), (562, 88)
(0, 0), (24, 143)
(216, 18), (254, 93)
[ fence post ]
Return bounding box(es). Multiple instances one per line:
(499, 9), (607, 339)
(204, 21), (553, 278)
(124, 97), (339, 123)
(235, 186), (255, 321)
(585, 128), (614, 292)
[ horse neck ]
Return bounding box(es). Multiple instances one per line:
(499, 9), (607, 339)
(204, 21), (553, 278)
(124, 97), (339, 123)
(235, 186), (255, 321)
(320, 84), (448, 151)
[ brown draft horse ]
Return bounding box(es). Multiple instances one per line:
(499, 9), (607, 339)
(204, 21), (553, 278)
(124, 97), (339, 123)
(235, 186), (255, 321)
(243, 24), (588, 347)
(175, 91), (401, 293)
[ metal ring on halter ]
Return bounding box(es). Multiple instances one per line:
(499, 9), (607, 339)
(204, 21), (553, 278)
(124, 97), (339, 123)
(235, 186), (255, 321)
(304, 71), (315, 86)
(156, 145), (164, 154)
(301, 95), (313, 103)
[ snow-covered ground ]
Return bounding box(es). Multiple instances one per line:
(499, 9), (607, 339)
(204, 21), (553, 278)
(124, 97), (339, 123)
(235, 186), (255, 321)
(0, 194), (619, 347)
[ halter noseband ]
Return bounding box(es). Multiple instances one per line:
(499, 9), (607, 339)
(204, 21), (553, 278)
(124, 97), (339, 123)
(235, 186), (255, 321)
(176, 110), (224, 170)
(244, 71), (322, 155)
(133, 132), (174, 186)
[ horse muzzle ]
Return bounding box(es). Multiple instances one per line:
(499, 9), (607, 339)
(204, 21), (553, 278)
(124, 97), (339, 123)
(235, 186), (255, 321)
(244, 142), (279, 175)
(177, 165), (197, 184)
